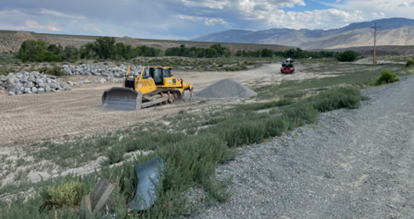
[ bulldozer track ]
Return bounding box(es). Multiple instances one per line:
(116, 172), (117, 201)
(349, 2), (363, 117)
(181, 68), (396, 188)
(0, 63), (373, 146)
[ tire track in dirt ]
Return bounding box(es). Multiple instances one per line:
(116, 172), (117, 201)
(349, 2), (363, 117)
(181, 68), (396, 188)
(0, 64), (338, 146)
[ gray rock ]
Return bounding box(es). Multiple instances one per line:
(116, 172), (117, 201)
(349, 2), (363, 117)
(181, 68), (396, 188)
(64, 67), (72, 75)
(67, 81), (74, 85)
(46, 75), (57, 79)
(77, 80), (83, 85)
(25, 82), (34, 88)
(28, 75), (36, 82)
(20, 75), (28, 83)
(0, 75), (7, 81)
(45, 86), (51, 92)
(37, 88), (45, 93)
(32, 87), (38, 93)
(9, 91), (15, 96)
(15, 73), (23, 80)
(24, 88), (31, 93)
(99, 78), (106, 83)
(7, 77), (15, 84)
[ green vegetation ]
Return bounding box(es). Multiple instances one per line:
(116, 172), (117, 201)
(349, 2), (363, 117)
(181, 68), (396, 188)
(237, 48), (338, 59)
(375, 69), (399, 86)
(337, 50), (360, 62)
(81, 37), (161, 60)
(39, 65), (65, 76)
(16, 37), (162, 63)
(406, 60), (414, 67)
(165, 44), (231, 58)
(1, 62), (405, 218)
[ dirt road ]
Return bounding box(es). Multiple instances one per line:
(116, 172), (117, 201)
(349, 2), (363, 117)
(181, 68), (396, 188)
(0, 63), (332, 146)
(194, 75), (414, 218)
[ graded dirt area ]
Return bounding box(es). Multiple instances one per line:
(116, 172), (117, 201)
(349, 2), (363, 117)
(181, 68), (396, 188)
(0, 63), (402, 146)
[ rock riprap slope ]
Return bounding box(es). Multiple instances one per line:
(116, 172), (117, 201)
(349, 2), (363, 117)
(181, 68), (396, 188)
(1, 71), (70, 95)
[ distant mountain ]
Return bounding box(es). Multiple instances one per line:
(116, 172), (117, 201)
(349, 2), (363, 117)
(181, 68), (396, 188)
(192, 18), (414, 50)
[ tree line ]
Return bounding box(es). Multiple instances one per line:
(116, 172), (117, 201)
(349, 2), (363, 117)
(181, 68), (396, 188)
(164, 44), (232, 58)
(16, 37), (360, 62)
(17, 37), (161, 63)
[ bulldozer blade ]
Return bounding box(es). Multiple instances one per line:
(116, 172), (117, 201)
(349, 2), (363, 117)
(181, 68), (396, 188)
(101, 87), (142, 111)
(130, 157), (164, 211)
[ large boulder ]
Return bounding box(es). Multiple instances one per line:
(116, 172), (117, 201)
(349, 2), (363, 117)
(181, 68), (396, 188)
(37, 87), (45, 93)
(7, 77), (15, 84)
(64, 67), (72, 75)
(32, 87), (38, 93)
(45, 86), (51, 92)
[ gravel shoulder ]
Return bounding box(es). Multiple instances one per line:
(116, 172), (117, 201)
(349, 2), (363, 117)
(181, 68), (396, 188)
(193, 74), (414, 218)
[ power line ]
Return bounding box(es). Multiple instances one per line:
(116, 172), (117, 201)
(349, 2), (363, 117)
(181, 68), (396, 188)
(371, 22), (381, 66)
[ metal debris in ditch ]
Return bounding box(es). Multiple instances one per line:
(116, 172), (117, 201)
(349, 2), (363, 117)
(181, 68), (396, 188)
(130, 157), (164, 210)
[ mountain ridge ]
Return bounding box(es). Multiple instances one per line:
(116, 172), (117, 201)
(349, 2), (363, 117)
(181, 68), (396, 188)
(192, 18), (414, 49)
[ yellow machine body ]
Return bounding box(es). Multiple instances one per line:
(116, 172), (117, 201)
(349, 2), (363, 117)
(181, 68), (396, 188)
(101, 66), (193, 111)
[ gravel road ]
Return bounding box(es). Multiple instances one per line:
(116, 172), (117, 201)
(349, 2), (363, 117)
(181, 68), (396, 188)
(194, 74), (414, 219)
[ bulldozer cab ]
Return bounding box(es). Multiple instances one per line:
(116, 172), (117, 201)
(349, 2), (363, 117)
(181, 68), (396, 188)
(149, 67), (172, 86)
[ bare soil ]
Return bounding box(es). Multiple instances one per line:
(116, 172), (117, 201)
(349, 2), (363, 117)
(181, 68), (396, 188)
(0, 63), (335, 147)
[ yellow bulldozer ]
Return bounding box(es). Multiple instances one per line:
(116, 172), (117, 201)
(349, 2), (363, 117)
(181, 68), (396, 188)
(101, 66), (193, 111)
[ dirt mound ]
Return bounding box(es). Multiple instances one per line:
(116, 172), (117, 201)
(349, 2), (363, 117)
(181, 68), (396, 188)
(13, 32), (36, 41)
(116, 36), (141, 47)
(195, 78), (257, 99)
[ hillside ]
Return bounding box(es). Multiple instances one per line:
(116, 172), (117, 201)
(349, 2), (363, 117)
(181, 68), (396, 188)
(193, 18), (414, 50)
(0, 30), (294, 53)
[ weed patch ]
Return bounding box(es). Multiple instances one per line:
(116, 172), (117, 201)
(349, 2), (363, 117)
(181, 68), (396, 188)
(375, 69), (399, 86)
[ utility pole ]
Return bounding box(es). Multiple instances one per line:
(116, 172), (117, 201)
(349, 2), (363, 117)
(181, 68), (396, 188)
(371, 22), (381, 66)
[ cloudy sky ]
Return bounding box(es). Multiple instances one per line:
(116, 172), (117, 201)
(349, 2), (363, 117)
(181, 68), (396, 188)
(0, 0), (412, 39)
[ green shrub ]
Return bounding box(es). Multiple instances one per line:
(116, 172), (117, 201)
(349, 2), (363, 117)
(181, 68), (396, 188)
(236, 99), (294, 111)
(309, 87), (362, 112)
(41, 180), (86, 209)
(266, 117), (289, 136)
(283, 106), (318, 130)
(337, 50), (359, 62)
(39, 66), (65, 77)
(222, 122), (266, 147)
(375, 69), (399, 86)
(406, 60), (414, 67)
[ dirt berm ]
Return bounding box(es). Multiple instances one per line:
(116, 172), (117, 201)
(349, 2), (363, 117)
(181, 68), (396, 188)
(193, 74), (414, 219)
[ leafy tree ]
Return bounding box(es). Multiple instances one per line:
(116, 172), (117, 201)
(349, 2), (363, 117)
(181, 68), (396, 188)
(17, 40), (48, 62)
(261, 48), (273, 57)
(62, 46), (79, 62)
(204, 48), (218, 58)
(337, 50), (359, 62)
(94, 37), (116, 59)
(47, 44), (63, 56)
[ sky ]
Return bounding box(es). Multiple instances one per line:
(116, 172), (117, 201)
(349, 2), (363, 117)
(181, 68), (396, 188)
(0, 0), (412, 40)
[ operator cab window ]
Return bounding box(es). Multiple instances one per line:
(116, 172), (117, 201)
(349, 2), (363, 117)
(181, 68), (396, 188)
(163, 69), (171, 78)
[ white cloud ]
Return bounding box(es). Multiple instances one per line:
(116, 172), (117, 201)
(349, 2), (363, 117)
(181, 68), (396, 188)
(40, 9), (85, 19)
(25, 20), (61, 31)
(177, 15), (227, 26)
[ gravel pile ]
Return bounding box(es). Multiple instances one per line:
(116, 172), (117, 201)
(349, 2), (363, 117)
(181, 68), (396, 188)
(0, 71), (71, 95)
(62, 64), (142, 77)
(193, 74), (414, 218)
(195, 79), (257, 99)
